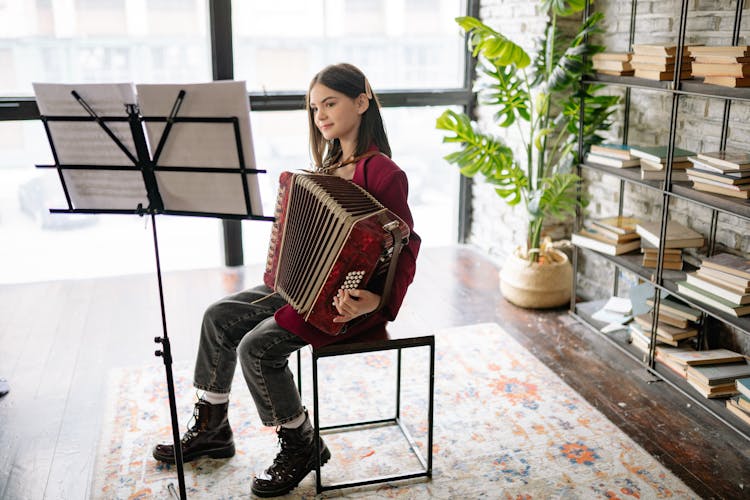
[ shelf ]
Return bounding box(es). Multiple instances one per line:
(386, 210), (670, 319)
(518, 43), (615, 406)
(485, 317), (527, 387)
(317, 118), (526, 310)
(660, 280), (750, 336)
(650, 361), (750, 442)
(573, 299), (647, 365)
(575, 247), (695, 283)
(585, 74), (750, 103)
(670, 184), (750, 222)
(579, 162), (664, 190)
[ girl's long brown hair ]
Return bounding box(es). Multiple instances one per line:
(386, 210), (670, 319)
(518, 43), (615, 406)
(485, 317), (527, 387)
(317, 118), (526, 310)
(306, 63), (391, 170)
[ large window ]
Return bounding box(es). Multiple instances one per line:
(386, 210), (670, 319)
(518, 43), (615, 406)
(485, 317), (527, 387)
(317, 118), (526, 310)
(0, 0), (471, 284)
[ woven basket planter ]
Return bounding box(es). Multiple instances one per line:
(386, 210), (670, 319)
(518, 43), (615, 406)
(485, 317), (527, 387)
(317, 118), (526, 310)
(499, 247), (572, 309)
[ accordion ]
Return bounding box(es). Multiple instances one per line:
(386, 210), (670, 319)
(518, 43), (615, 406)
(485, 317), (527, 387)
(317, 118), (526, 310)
(264, 171), (409, 335)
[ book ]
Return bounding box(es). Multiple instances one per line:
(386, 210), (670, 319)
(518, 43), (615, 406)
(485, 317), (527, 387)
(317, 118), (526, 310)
(737, 377), (750, 400)
(701, 253), (750, 279)
(664, 348), (745, 366)
(592, 52), (632, 62)
(596, 69), (635, 76)
(653, 308), (690, 328)
(633, 44), (689, 56)
(631, 62), (682, 72)
(726, 397), (750, 425)
(635, 220), (704, 249)
(584, 223), (640, 242)
(692, 268), (750, 294)
(640, 169), (690, 181)
(687, 361), (750, 386)
(630, 145), (696, 163)
(703, 75), (750, 87)
(647, 297), (702, 321)
(571, 228), (641, 256)
(589, 143), (637, 160)
(634, 69), (692, 80)
(691, 180), (750, 198)
(738, 394), (750, 412)
(687, 377), (739, 398)
(591, 215), (641, 234)
(642, 257), (683, 270)
(631, 54), (678, 64)
(696, 151), (750, 170)
(676, 280), (750, 317)
(585, 152), (641, 168)
(654, 347), (691, 377)
(691, 62), (750, 77)
(639, 158), (692, 171)
(696, 266), (750, 288)
(685, 272), (750, 304)
(593, 59), (634, 72)
(641, 247), (683, 261)
(687, 156), (750, 176)
(688, 45), (750, 57)
(634, 313), (698, 342)
(685, 168), (750, 185)
(687, 175), (750, 191)
(692, 55), (750, 64)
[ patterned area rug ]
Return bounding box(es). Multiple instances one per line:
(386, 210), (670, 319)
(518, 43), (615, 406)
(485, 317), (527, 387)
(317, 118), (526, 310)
(92, 323), (697, 499)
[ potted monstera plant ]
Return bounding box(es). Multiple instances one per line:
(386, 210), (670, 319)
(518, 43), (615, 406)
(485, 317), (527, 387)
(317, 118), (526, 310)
(437, 1), (618, 308)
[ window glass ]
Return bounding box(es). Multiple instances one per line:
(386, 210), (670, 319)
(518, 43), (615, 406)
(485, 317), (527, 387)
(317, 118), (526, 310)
(0, 0), (214, 284)
(232, 0), (466, 91)
(244, 105), (459, 266)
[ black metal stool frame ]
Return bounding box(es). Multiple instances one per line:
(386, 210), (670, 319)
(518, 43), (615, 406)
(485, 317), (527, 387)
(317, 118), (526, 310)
(296, 335), (435, 494)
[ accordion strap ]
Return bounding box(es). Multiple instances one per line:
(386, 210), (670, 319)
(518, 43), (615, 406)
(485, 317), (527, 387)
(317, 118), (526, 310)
(375, 224), (408, 314)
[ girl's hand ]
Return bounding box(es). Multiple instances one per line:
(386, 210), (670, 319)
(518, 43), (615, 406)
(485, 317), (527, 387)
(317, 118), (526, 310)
(332, 289), (380, 323)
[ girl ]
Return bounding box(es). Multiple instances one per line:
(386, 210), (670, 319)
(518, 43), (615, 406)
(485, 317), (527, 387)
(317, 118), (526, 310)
(152, 63), (420, 498)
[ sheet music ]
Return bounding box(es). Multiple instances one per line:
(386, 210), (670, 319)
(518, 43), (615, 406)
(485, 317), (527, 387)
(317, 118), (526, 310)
(33, 83), (149, 210)
(62, 170), (149, 210)
(33, 83), (137, 166)
(137, 81), (263, 216)
(155, 171), (251, 215)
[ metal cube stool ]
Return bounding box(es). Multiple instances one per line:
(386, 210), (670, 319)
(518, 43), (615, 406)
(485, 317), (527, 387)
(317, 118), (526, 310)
(296, 327), (435, 494)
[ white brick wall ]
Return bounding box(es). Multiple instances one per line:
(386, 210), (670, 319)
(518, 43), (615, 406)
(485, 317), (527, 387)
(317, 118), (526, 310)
(472, 0), (749, 352)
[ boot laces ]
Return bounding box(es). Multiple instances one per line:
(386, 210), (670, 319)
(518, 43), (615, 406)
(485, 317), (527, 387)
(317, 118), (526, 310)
(181, 400), (206, 443)
(269, 427), (305, 470)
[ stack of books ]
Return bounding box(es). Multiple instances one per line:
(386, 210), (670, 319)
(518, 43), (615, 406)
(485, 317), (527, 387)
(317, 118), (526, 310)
(726, 377), (750, 425)
(629, 145), (696, 181)
(655, 346), (744, 379)
(585, 143), (641, 168)
(676, 253), (750, 317)
(641, 247), (683, 270)
(592, 52), (634, 76)
(628, 296), (702, 356)
(635, 219), (705, 250)
(631, 44), (692, 80)
(572, 215), (641, 256)
(686, 152), (750, 199)
(686, 360), (750, 398)
(689, 45), (750, 88)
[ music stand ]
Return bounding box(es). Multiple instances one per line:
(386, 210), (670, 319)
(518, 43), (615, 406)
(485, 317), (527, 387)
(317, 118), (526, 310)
(33, 81), (273, 500)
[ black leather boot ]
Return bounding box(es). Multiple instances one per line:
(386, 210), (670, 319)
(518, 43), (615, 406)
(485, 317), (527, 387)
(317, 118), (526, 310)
(251, 411), (331, 497)
(152, 399), (235, 464)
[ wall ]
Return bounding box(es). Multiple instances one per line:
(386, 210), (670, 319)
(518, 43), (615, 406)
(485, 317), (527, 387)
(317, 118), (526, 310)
(473, 0), (750, 352)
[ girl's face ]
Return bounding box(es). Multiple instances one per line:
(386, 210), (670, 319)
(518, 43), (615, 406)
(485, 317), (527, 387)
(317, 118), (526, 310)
(309, 83), (368, 146)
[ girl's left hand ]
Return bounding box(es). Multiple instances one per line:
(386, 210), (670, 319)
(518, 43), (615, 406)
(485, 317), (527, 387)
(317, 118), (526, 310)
(332, 289), (380, 323)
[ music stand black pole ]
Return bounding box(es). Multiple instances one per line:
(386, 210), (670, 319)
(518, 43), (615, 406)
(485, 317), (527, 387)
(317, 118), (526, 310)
(37, 86), (273, 499)
(149, 212), (186, 499)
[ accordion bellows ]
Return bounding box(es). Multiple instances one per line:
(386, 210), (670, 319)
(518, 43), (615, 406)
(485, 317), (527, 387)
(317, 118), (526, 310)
(264, 172), (409, 335)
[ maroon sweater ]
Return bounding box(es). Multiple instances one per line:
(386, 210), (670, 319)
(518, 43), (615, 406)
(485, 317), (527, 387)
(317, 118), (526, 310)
(274, 150), (420, 348)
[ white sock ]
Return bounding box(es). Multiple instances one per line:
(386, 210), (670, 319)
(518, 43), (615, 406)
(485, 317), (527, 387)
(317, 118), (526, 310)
(281, 412), (307, 429)
(201, 390), (229, 405)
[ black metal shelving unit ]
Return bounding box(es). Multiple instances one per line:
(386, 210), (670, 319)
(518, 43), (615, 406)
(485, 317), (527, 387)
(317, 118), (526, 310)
(570, 0), (750, 442)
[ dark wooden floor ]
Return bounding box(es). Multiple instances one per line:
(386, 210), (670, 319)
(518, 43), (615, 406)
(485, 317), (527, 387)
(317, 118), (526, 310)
(1, 245), (748, 499)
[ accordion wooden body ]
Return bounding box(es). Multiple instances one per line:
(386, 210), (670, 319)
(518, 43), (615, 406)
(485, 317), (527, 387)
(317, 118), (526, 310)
(264, 171), (409, 335)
